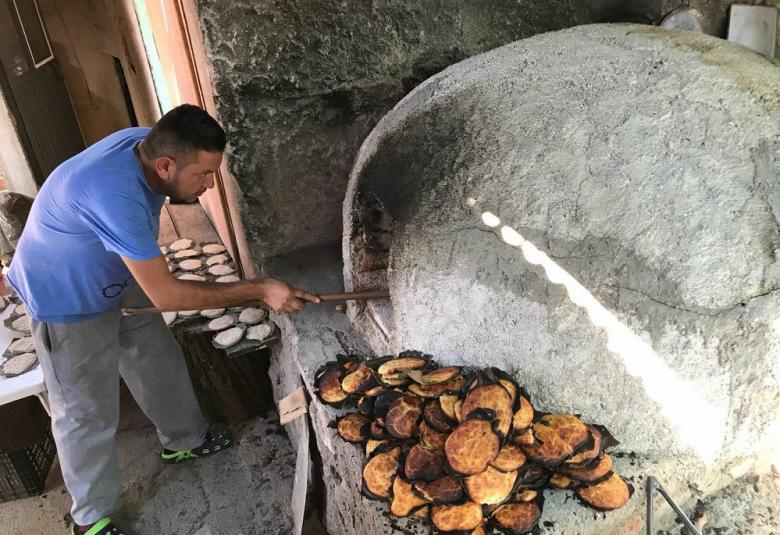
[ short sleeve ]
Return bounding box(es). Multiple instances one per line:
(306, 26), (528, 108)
(76, 191), (161, 261)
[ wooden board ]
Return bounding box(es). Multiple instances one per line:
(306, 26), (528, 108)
(157, 204), (178, 245)
(166, 202), (221, 244)
(183, 318), (280, 359)
(157, 203), (265, 423)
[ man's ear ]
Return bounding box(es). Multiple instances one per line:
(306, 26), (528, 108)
(155, 156), (176, 180)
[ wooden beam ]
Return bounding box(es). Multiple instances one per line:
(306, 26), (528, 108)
(165, 202), (220, 244)
(157, 203), (178, 245)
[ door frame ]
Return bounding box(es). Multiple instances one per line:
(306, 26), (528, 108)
(133, 0), (248, 277)
(0, 63), (43, 187)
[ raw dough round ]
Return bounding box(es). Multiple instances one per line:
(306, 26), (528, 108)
(208, 316), (236, 331)
(179, 259), (202, 271)
(178, 310), (200, 317)
(177, 273), (207, 282)
(202, 243), (226, 255)
(239, 308), (266, 325)
(213, 327), (244, 348)
(2, 352), (38, 376)
(162, 311), (177, 326)
(201, 308), (226, 318)
(169, 238), (194, 251)
(12, 316), (30, 333)
(14, 304), (26, 316)
(174, 249), (200, 259)
(206, 254), (228, 266)
(208, 264), (236, 276)
(216, 275), (240, 283)
(8, 336), (35, 354)
(160, 246), (169, 255)
(246, 323), (273, 341)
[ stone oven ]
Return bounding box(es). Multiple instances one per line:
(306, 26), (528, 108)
(264, 22), (780, 535)
(343, 23), (779, 483)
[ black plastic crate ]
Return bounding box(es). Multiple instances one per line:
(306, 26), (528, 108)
(0, 428), (56, 502)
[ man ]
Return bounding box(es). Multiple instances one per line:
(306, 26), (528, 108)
(6, 104), (319, 535)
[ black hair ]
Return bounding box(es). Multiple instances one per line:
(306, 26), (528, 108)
(143, 104), (226, 160)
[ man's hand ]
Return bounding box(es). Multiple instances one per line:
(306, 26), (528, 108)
(259, 278), (320, 313)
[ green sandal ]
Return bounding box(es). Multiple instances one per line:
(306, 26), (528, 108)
(70, 517), (124, 535)
(160, 427), (232, 464)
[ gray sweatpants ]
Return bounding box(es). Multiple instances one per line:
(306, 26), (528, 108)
(30, 285), (209, 526)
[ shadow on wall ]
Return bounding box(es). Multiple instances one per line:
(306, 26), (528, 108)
(592, 0), (657, 23)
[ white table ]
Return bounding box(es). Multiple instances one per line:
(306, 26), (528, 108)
(0, 302), (49, 414)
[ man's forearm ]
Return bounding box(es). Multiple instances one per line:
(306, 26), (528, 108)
(149, 278), (266, 311)
(122, 254), (319, 313)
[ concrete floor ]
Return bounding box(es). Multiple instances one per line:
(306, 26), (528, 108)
(0, 387), (297, 535)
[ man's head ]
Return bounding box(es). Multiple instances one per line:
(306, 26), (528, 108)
(141, 105), (226, 202)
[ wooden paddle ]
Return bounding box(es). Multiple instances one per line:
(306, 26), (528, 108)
(121, 289), (390, 316)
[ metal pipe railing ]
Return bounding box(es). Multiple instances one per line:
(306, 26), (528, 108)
(646, 476), (702, 535)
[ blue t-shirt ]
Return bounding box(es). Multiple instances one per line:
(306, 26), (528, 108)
(8, 127), (165, 323)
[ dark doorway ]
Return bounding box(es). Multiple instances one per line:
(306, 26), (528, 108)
(0, 0), (85, 186)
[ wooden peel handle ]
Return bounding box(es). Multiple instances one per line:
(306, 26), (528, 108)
(121, 289), (390, 316)
(317, 290), (390, 302)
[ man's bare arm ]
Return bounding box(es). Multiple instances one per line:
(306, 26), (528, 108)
(122, 255), (319, 313)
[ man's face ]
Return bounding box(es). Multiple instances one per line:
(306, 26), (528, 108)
(160, 150), (223, 203)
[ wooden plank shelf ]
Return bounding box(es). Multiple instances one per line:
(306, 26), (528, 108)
(165, 202), (220, 244)
(156, 202), (274, 423)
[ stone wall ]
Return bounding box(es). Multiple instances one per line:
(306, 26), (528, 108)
(194, 0), (609, 261)
(194, 0), (773, 262)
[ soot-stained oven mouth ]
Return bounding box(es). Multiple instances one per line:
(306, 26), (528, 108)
(346, 191), (394, 352)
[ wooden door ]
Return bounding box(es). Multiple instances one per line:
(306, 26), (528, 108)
(0, 0), (85, 186)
